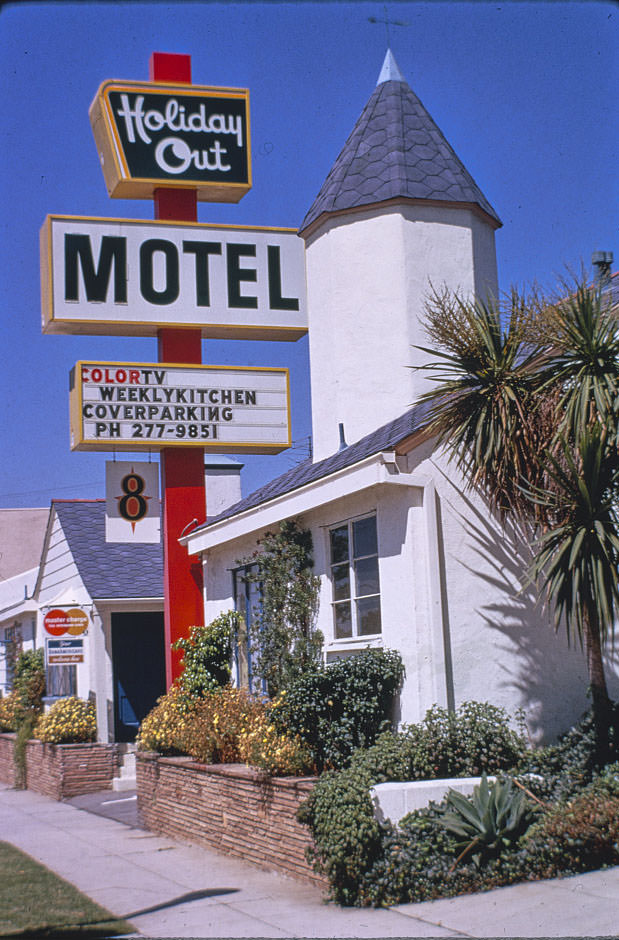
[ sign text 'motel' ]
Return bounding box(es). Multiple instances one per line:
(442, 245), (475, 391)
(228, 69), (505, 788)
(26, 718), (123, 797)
(70, 361), (291, 453)
(41, 216), (307, 340)
(90, 81), (251, 202)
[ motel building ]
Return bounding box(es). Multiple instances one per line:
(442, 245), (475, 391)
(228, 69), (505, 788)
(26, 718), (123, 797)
(1, 52), (617, 746)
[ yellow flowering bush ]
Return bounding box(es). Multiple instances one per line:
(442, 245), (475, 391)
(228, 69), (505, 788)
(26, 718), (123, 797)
(137, 683), (313, 776)
(0, 690), (20, 732)
(136, 685), (195, 754)
(238, 707), (314, 777)
(34, 696), (96, 744)
(176, 686), (266, 763)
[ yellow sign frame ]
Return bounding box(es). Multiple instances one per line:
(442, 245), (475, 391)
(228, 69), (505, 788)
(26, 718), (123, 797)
(90, 80), (252, 202)
(70, 360), (292, 454)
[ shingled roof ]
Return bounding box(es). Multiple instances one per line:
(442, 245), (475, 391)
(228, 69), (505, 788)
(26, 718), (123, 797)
(53, 500), (163, 599)
(299, 50), (501, 235)
(198, 401), (431, 531)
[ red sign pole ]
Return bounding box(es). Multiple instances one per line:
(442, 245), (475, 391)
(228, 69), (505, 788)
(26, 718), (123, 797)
(150, 52), (205, 687)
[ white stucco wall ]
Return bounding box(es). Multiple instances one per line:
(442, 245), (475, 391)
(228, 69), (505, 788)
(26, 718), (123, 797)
(36, 510), (102, 729)
(303, 204), (498, 461)
(193, 442), (617, 743)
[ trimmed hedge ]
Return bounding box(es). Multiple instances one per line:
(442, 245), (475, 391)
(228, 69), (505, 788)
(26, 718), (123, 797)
(271, 648), (404, 772)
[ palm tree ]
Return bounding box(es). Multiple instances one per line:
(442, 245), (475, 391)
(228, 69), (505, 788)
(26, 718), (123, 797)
(417, 277), (619, 756)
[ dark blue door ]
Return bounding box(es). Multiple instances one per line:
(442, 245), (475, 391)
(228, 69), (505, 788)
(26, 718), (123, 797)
(112, 612), (165, 742)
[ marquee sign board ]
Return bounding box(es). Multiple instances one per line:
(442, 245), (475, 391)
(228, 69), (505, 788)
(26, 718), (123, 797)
(70, 361), (291, 453)
(90, 80), (251, 202)
(41, 215), (307, 340)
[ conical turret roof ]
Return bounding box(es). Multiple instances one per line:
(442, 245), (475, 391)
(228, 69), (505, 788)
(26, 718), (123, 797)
(299, 51), (501, 236)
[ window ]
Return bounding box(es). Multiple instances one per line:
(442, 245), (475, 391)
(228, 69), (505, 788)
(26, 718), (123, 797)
(46, 664), (77, 698)
(232, 564), (262, 692)
(329, 515), (381, 639)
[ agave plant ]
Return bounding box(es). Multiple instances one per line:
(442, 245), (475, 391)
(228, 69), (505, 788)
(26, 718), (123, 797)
(436, 773), (538, 868)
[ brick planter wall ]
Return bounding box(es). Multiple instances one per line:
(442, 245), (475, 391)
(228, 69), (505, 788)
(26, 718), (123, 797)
(0, 734), (17, 787)
(0, 733), (120, 799)
(137, 753), (326, 888)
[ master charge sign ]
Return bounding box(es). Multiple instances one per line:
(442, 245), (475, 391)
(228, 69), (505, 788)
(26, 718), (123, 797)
(70, 361), (291, 453)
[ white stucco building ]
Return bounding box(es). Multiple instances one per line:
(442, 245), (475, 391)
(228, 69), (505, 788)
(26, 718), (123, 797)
(184, 52), (619, 742)
(0, 457), (243, 743)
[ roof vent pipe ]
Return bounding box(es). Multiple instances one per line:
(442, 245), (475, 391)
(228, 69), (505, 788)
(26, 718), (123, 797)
(592, 250), (613, 288)
(338, 423), (348, 451)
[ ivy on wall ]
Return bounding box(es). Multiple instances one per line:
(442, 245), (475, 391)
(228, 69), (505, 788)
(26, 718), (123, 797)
(241, 519), (323, 696)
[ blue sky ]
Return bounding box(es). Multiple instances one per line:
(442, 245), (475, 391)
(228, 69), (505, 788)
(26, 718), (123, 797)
(0, 0), (616, 510)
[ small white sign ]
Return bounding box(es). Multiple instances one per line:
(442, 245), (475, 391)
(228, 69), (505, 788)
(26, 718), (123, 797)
(70, 361), (291, 453)
(106, 461), (160, 543)
(46, 637), (85, 665)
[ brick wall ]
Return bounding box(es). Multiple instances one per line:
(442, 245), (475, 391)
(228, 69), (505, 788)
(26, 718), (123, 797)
(137, 753), (326, 888)
(0, 734), (16, 786)
(0, 733), (120, 799)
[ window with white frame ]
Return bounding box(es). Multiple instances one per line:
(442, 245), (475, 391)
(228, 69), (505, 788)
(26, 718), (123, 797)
(232, 563), (262, 692)
(329, 514), (381, 639)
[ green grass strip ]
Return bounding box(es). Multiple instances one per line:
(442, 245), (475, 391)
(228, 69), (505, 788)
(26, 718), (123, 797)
(0, 841), (135, 937)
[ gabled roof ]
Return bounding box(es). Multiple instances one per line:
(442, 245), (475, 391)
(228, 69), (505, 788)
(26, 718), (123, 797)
(299, 50), (501, 236)
(197, 401), (431, 531)
(52, 500), (163, 599)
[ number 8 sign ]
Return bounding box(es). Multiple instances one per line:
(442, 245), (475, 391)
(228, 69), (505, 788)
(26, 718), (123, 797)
(105, 460), (160, 543)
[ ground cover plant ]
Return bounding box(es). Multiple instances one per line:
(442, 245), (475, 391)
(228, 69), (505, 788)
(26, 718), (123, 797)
(0, 841), (134, 937)
(299, 700), (619, 906)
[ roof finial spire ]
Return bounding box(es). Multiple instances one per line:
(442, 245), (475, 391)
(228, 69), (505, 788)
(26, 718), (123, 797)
(377, 48), (405, 85)
(368, 4), (409, 47)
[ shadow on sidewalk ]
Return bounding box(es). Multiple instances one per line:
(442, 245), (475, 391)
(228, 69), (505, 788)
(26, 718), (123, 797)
(11, 888), (240, 938)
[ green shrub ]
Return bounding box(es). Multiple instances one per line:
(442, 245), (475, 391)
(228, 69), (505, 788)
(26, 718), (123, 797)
(519, 702), (619, 802)
(299, 762), (386, 906)
(34, 697), (96, 744)
(519, 774), (619, 878)
(10, 649), (47, 789)
(14, 649), (46, 720)
(172, 612), (238, 698)
(0, 691), (20, 732)
(272, 648), (404, 772)
(406, 701), (527, 779)
(299, 700), (528, 904)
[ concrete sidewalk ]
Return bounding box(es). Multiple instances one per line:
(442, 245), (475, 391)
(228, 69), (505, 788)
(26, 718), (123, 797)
(1, 784), (618, 938)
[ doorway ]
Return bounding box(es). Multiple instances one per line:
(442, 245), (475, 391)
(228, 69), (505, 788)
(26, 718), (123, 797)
(111, 611), (165, 742)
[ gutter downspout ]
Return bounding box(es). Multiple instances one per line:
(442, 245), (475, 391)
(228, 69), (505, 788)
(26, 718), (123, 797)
(424, 481), (455, 710)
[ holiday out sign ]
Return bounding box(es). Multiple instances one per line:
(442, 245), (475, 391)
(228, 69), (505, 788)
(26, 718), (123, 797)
(70, 361), (291, 452)
(90, 80), (251, 202)
(41, 216), (307, 340)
